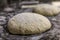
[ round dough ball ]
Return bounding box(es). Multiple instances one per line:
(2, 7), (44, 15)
(34, 4), (60, 16)
(8, 13), (51, 34)
(52, 1), (60, 7)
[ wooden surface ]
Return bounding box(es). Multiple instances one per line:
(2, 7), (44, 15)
(0, 1), (60, 40)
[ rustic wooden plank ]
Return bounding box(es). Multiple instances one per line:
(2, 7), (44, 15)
(21, 5), (37, 8)
(20, 1), (39, 5)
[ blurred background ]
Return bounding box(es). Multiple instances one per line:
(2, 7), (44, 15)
(0, 0), (60, 10)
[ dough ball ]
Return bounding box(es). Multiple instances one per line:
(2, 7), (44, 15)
(34, 4), (60, 16)
(8, 12), (51, 34)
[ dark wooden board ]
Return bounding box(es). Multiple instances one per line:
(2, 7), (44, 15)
(0, 1), (60, 40)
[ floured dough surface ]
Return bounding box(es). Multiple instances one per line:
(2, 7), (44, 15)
(52, 1), (60, 7)
(34, 4), (60, 16)
(8, 12), (51, 34)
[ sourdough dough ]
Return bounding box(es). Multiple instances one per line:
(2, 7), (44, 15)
(8, 13), (51, 34)
(34, 4), (60, 16)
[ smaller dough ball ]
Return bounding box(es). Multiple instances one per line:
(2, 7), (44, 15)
(52, 1), (60, 7)
(8, 12), (51, 34)
(34, 4), (60, 16)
